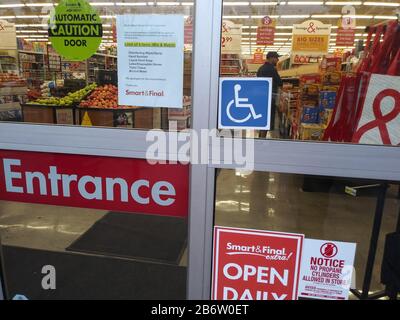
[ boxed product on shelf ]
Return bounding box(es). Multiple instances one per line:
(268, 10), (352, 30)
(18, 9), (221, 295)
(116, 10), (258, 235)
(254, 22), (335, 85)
(299, 74), (321, 85)
(301, 106), (320, 124)
(0, 73), (27, 87)
(322, 72), (342, 85)
(319, 91), (337, 109)
(319, 107), (334, 127)
(299, 123), (326, 141)
(322, 85), (339, 92)
(301, 84), (320, 99)
(320, 57), (342, 72)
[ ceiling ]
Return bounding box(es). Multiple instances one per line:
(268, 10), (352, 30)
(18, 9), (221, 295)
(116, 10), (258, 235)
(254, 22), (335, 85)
(0, 1), (399, 55)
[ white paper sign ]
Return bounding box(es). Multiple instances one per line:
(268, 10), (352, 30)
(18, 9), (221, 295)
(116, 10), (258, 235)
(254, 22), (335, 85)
(221, 20), (242, 54)
(298, 239), (356, 300)
(117, 15), (184, 108)
(0, 20), (17, 50)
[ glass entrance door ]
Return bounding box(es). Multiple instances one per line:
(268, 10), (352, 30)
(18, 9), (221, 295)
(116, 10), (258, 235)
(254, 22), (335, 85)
(0, 0), (196, 300)
(187, 0), (400, 300)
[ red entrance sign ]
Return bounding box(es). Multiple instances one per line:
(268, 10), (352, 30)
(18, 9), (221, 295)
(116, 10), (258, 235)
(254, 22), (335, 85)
(336, 28), (355, 47)
(0, 150), (189, 217)
(212, 226), (304, 300)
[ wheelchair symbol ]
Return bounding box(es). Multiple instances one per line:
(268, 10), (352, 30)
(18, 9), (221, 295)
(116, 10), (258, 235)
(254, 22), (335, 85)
(227, 84), (262, 123)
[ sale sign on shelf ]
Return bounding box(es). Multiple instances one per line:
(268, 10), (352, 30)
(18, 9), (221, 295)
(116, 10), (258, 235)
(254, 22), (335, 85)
(252, 49), (265, 64)
(184, 16), (193, 45)
(298, 239), (356, 300)
(212, 226), (304, 300)
(0, 150), (189, 217)
(221, 20), (242, 54)
(0, 20), (17, 50)
(336, 28), (355, 47)
(256, 16), (276, 46)
(291, 20), (331, 65)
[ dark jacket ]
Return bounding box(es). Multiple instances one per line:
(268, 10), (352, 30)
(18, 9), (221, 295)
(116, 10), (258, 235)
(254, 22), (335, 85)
(256, 62), (283, 94)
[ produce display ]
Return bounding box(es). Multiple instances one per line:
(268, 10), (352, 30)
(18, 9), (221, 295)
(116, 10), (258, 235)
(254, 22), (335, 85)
(27, 83), (97, 106)
(40, 81), (56, 98)
(27, 88), (41, 101)
(0, 73), (26, 87)
(79, 84), (132, 109)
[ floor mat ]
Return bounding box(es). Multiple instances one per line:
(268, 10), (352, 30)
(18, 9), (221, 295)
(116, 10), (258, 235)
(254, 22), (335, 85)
(1, 245), (186, 300)
(66, 212), (187, 265)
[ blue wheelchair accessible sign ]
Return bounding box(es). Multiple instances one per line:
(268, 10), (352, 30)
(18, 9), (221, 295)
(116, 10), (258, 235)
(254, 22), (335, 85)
(218, 78), (272, 130)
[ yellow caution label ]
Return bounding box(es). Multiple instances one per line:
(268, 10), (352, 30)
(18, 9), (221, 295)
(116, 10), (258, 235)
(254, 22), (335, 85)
(81, 111), (92, 126)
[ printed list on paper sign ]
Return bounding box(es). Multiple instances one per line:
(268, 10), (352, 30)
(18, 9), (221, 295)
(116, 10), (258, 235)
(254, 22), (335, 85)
(116, 15), (184, 109)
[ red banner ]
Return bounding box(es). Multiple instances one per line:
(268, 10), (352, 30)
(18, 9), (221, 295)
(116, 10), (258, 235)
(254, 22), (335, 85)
(184, 17), (193, 45)
(212, 226), (304, 300)
(336, 28), (355, 47)
(256, 26), (275, 46)
(0, 150), (189, 217)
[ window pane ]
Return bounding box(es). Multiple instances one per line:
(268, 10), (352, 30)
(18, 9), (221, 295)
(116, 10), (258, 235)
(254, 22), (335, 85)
(213, 169), (400, 300)
(0, 0), (193, 130)
(219, 0), (400, 146)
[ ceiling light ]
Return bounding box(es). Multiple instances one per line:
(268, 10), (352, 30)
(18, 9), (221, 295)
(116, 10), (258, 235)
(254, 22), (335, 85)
(364, 2), (400, 7)
(0, 4), (24, 8)
(312, 14), (341, 18)
(223, 2), (250, 5)
(343, 15), (373, 19)
(251, 2), (280, 5)
(89, 2), (115, 5)
(115, 2), (147, 5)
(374, 15), (398, 20)
(251, 15), (279, 18)
(16, 15), (41, 19)
(223, 15), (250, 19)
(155, 2), (180, 5)
(287, 1), (324, 5)
(325, 1), (362, 5)
(25, 3), (55, 7)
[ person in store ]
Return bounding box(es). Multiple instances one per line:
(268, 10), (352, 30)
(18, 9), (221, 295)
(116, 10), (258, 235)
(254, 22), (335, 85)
(256, 51), (283, 138)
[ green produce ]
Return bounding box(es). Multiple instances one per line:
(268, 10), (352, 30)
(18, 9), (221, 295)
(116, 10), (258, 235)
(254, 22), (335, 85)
(28, 83), (97, 107)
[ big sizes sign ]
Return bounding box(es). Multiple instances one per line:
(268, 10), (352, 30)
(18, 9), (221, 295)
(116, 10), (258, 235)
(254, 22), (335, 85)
(0, 150), (189, 217)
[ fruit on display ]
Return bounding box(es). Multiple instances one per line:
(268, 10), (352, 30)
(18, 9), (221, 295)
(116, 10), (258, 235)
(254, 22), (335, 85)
(28, 83), (97, 106)
(27, 88), (41, 101)
(80, 84), (129, 109)
(0, 73), (26, 87)
(40, 81), (56, 97)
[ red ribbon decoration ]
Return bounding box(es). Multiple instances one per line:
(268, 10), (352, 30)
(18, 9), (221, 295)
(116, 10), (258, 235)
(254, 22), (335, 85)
(353, 89), (400, 145)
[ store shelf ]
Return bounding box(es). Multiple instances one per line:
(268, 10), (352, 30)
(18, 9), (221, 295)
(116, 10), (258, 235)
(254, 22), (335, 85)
(279, 64), (319, 78)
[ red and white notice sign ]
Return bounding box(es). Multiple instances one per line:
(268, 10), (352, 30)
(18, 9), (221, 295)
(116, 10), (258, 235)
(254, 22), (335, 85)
(256, 16), (276, 46)
(336, 28), (355, 47)
(212, 226), (304, 300)
(298, 239), (356, 300)
(0, 150), (189, 217)
(184, 16), (193, 45)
